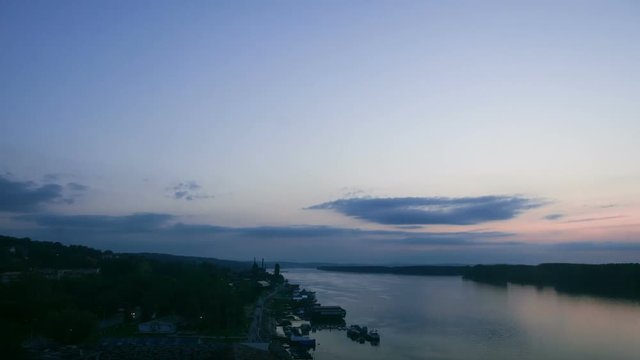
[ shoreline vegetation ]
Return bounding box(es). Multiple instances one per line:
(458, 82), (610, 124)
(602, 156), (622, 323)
(319, 264), (640, 302)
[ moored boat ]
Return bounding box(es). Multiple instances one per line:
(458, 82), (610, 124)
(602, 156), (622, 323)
(346, 324), (381, 344)
(367, 329), (380, 343)
(347, 325), (361, 338)
(311, 305), (346, 319)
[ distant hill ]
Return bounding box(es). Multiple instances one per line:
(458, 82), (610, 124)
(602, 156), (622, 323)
(0, 234), (347, 273)
(0, 234), (277, 357)
(0, 234), (103, 272)
(319, 263), (640, 302)
(130, 252), (251, 271)
(0, 235), (251, 272)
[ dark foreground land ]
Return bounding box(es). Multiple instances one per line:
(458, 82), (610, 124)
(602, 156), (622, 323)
(319, 263), (640, 302)
(0, 235), (282, 359)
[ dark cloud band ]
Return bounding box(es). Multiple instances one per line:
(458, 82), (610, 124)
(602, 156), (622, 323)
(307, 195), (544, 225)
(0, 175), (87, 212)
(544, 213), (565, 221)
(168, 181), (213, 201)
(15, 213), (175, 232)
(14, 212), (513, 247)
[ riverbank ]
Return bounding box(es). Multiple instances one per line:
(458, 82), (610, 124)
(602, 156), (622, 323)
(318, 263), (640, 302)
(262, 280), (351, 359)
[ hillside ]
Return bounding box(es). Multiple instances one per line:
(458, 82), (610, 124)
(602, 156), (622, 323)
(0, 235), (275, 358)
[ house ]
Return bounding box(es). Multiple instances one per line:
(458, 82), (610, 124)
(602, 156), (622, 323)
(57, 268), (101, 278)
(311, 305), (346, 319)
(1, 272), (22, 284)
(39, 268), (101, 280)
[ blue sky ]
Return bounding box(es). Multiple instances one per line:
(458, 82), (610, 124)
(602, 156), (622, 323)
(1, 1), (639, 263)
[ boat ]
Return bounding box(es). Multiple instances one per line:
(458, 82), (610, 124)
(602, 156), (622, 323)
(367, 329), (380, 343)
(289, 335), (316, 349)
(346, 324), (381, 344)
(311, 305), (346, 319)
(347, 325), (361, 338)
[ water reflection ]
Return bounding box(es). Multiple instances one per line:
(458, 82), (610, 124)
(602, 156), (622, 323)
(284, 268), (640, 360)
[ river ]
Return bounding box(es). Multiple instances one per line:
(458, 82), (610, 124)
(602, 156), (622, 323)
(283, 268), (640, 360)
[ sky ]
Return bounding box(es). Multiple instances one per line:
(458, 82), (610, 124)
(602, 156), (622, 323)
(1, 0), (639, 264)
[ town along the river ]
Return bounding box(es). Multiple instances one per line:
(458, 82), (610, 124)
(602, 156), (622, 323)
(268, 282), (379, 359)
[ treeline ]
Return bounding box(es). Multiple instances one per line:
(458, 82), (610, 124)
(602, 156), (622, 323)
(127, 252), (252, 272)
(0, 235), (272, 357)
(318, 265), (469, 276)
(0, 235), (103, 272)
(320, 263), (640, 302)
(463, 263), (640, 300)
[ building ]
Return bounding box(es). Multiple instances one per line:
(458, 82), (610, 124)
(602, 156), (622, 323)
(138, 320), (176, 334)
(57, 268), (101, 278)
(1, 272), (22, 284)
(311, 305), (346, 319)
(39, 268), (101, 280)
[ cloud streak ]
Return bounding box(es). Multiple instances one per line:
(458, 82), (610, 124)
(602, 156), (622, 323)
(167, 181), (213, 201)
(14, 212), (514, 247)
(307, 195), (544, 225)
(0, 175), (87, 212)
(67, 182), (88, 192)
(544, 213), (564, 221)
(551, 241), (640, 251)
(16, 213), (175, 233)
(391, 231), (519, 246)
(564, 215), (625, 224)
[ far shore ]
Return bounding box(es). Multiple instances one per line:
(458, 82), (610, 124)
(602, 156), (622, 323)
(317, 263), (640, 302)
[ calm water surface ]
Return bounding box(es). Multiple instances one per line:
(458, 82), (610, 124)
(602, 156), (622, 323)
(284, 268), (640, 360)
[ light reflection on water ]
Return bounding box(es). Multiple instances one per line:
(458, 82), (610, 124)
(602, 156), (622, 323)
(283, 268), (640, 360)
